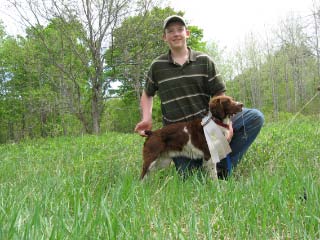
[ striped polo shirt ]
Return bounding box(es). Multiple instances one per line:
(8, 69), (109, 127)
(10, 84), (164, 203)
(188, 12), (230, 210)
(145, 48), (226, 125)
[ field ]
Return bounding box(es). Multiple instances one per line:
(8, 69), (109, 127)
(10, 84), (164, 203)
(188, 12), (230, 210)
(0, 118), (319, 239)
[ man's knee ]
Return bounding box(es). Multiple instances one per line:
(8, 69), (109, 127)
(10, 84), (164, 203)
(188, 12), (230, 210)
(252, 109), (264, 126)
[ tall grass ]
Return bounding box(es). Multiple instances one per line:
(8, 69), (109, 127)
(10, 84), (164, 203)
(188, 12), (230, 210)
(0, 120), (319, 239)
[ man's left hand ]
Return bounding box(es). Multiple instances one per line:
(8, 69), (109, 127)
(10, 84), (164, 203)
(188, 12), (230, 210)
(226, 124), (234, 142)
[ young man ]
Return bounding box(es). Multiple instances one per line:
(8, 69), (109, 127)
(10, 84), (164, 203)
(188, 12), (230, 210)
(134, 15), (264, 178)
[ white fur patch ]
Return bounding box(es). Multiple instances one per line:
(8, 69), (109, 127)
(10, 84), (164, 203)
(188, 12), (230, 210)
(147, 133), (204, 173)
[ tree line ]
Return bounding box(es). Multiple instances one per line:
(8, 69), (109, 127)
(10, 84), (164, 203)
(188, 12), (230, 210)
(0, 0), (319, 143)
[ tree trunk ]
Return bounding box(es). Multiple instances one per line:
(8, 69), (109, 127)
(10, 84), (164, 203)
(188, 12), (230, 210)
(92, 86), (100, 134)
(285, 63), (291, 112)
(40, 108), (48, 137)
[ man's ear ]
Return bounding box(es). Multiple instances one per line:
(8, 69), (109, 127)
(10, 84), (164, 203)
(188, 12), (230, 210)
(210, 99), (225, 120)
(186, 29), (190, 38)
(162, 33), (167, 42)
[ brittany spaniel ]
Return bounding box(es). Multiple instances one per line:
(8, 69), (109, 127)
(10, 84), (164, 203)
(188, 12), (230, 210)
(140, 96), (243, 180)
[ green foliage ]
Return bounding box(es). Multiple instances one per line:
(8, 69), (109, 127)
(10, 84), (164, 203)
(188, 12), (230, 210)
(187, 25), (206, 52)
(0, 6), (209, 142)
(205, 41), (234, 81)
(0, 18), (93, 142)
(1, 5), (320, 144)
(0, 119), (319, 238)
(228, 39), (319, 115)
(0, 20), (6, 42)
(102, 94), (163, 133)
(103, 93), (141, 133)
(151, 95), (164, 129)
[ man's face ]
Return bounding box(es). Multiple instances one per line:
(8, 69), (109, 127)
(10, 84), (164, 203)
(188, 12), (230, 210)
(163, 22), (190, 50)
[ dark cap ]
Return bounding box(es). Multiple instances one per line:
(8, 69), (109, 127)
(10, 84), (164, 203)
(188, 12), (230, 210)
(163, 15), (187, 30)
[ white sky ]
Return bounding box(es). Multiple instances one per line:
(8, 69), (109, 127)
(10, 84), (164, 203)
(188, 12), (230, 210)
(0, 0), (316, 50)
(169, 0), (315, 50)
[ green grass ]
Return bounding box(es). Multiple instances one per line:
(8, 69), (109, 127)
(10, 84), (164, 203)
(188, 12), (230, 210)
(0, 119), (319, 239)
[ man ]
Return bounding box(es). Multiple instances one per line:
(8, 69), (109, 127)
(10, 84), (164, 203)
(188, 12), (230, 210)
(134, 15), (264, 178)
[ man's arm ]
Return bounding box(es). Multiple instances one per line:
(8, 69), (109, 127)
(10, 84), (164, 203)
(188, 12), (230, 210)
(134, 90), (154, 137)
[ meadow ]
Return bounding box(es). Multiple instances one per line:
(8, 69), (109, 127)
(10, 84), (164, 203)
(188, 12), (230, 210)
(0, 118), (319, 239)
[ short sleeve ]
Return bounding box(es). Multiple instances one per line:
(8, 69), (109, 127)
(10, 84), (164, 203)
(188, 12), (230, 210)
(144, 67), (158, 96)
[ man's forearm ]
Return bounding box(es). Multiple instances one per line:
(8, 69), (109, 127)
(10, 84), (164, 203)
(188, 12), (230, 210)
(140, 91), (153, 121)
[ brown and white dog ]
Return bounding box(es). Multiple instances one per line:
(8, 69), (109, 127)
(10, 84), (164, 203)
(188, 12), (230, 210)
(140, 96), (243, 180)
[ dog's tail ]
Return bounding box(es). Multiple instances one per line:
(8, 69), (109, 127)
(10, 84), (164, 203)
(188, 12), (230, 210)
(144, 130), (153, 136)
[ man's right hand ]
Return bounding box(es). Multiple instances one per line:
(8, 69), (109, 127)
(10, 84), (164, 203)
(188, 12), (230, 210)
(134, 120), (152, 137)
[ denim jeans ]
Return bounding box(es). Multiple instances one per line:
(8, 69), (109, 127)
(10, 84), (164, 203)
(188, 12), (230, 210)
(172, 108), (264, 177)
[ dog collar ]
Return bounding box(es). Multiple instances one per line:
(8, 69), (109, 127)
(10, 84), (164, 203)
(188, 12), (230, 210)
(201, 112), (230, 129)
(201, 114), (212, 127)
(212, 118), (230, 129)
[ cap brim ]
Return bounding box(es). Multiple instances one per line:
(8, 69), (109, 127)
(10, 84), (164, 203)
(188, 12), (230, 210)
(163, 16), (186, 29)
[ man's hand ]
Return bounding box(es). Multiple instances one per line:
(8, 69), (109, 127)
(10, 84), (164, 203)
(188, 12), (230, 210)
(226, 124), (234, 142)
(134, 119), (152, 137)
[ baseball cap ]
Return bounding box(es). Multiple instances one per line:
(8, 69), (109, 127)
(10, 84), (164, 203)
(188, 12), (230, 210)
(163, 15), (187, 30)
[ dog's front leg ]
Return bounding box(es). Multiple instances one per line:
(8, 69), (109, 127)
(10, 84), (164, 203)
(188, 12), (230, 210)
(203, 158), (218, 180)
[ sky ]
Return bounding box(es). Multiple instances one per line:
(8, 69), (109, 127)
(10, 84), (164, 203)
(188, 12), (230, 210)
(0, 0), (316, 50)
(169, 0), (315, 50)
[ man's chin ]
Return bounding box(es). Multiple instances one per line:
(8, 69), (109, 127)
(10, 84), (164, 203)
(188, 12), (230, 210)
(170, 44), (185, 50)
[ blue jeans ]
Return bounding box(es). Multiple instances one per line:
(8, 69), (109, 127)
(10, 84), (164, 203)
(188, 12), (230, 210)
(172, 108), (264, 178)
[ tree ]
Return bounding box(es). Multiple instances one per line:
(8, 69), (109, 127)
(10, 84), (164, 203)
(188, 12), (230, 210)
(264, 30), (280, 119)
(7, 0), (158, 134)
(0, 19), (92, 141)
(205, 40), (234, 83)
(276, 13), (312, 111)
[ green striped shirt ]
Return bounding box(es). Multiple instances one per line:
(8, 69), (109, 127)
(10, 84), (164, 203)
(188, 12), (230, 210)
(145, 48), (226, 125)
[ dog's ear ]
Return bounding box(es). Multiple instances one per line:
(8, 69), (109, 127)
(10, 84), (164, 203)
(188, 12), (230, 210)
(209, 98), (226, 120)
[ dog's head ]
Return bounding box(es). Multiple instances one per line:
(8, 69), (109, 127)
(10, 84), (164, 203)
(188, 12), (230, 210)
(209, 96), (243, 121)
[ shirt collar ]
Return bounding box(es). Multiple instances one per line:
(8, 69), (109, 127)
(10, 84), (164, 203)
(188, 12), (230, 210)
(167, 47), (196, 64)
